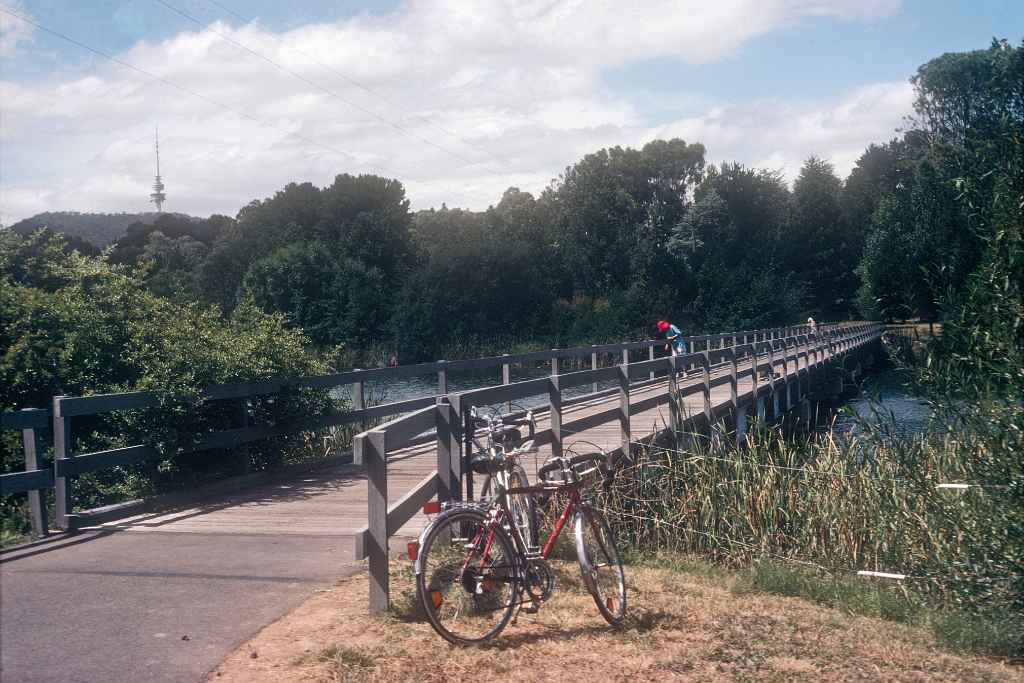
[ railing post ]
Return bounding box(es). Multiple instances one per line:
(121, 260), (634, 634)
(52, 397), (77, 532)
(462, 400), (475, 502)
(503, 354), (512, 411)
(235, 397), (250, 475)
(365, 430), (389, 614)
(353, 371), (366, 433)
(751, 345), (759, 403)
(729, 348), (738, 409)
(618, 357), (631, 453)
(438, 360), (448, 395)
(435, 398), (459, 504)
(648, 344), (655, 380)
(549, 374), (562, 459)
(449, 395), (466, 501)
(668, 355), (680, 432)
(21, 410), (48, 538)
(702, 350), (711, 425)
(591, 348), (599, 394)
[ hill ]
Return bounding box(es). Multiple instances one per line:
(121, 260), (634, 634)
(8, 211), (199, 247)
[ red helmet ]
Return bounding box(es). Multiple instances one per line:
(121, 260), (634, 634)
(657, 320), (669, 331)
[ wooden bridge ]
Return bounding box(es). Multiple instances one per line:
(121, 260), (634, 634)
(1, 322), (883, 614)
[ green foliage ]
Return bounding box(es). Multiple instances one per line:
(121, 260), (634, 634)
(1, 229), (332, 528)
(789, 157), (856, 319)
(857, 39), (1023, 328)
(243, 241), (388, 347)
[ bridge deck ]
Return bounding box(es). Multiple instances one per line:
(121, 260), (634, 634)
(88, 340), (829, 545)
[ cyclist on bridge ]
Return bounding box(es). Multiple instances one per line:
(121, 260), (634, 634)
(657, 319), (686, 357)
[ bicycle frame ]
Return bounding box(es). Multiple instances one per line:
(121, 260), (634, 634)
(493, 480), (581, 560)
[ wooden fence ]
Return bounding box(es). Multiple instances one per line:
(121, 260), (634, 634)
(350, 322), (884, 612)
(0, 321), (876, 541)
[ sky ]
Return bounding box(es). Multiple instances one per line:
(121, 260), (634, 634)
(1, 0), (1021, 224)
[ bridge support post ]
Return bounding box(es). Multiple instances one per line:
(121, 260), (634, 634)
(649, 345), (655, 379)
(364, 430), (389, 614)
(591, 348), (599, 394)
(735, 406), (748, 448)
(800, 399), (812, 427)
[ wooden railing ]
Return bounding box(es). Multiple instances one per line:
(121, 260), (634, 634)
(0, 321), (878, 540)
(351, 322), (884, 612)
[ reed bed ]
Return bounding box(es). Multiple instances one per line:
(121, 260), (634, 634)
(602, 412), (1023, 621)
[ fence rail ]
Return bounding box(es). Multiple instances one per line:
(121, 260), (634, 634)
(1, 321), (877, 540)
(351, 321), (883, 611)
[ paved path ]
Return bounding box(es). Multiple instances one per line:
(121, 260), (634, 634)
(0, 337), (842, 683)
(1, 476), (362, 682)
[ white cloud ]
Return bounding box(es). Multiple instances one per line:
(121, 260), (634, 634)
(654, 82), (913, 182)
(0, 0), (907, 224)
(0, 1), (34, 57)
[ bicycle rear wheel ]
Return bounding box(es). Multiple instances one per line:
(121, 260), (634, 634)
(417, 509), (519, 644)
(481, 466), (537, 551)
(574, 506), (626, 625)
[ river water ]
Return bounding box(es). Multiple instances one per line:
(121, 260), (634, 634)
(338, 362), (621, 413)
(831, 368), (932, 437)
(344, 355), (932, 435)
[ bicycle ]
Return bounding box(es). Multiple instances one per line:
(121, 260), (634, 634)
(411, 447), (627, 645)
(467, 406), (539, 550)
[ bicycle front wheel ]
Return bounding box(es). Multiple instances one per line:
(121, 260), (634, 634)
(574, 506), (626, 625)
(417, 509), (519, 644)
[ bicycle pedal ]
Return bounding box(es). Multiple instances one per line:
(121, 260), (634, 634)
(521, 602), (540, 614)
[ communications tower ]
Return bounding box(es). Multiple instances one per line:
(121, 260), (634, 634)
(150, 127), (166, 212)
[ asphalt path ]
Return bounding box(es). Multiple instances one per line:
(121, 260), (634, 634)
(1, 529), (356, 683)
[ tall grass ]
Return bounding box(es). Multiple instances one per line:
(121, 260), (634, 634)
(603, 407), (1023, 656)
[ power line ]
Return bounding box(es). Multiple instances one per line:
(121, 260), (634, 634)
(0, 5), (450, 197)
(201, 0), (512, 171)
(152, 0), (486, 170)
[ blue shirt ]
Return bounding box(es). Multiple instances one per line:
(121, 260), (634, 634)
(667, 324), (685, 352)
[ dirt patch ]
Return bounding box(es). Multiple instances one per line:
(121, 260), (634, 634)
(208, 561), (1019, 682)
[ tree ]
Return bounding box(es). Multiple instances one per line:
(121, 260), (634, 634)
(553, 139), (705, 299)
(790, 156), (854, 319)
(670, 165), (804, 330)
(242, 241), (388, 348)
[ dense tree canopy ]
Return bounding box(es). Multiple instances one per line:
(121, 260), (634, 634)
(5, 40), (1019, 368)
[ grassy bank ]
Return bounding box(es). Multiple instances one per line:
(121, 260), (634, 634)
(208, 558), (1020, 682)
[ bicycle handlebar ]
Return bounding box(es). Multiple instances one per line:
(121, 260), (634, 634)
(469, 409), (536, 440)
(538, 451), (611, 484)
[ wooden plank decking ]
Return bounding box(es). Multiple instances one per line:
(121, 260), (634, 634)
(87, 336), (836, 543)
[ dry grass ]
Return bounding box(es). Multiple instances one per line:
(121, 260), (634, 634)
(207, 559), (1020, 682)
